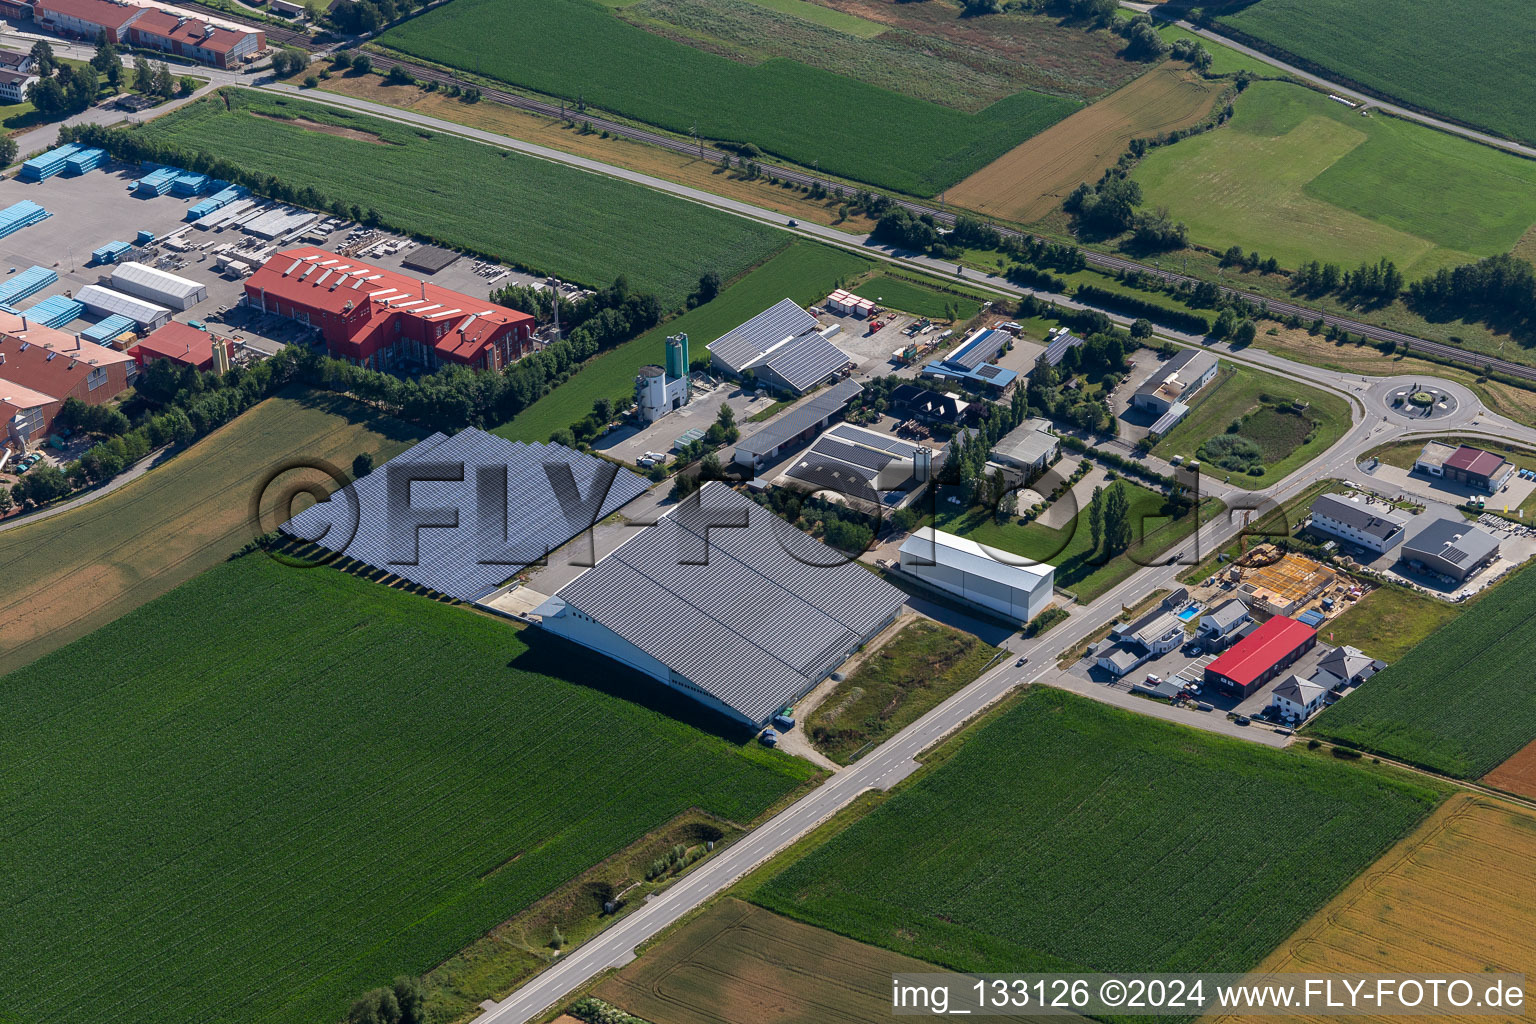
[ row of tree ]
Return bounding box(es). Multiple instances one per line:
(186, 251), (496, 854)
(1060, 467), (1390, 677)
(1087, 479), (1134, 554)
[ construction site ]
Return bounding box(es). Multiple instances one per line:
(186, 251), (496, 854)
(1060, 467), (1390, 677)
(1212, 546), (1366, 626)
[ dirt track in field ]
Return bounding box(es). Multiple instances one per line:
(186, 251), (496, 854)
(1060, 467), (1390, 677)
(948, 65), (1222, 224)
(1205, 792), (1536, 1024)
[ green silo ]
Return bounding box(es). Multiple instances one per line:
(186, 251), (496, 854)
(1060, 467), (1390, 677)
(665, 333), (689, 379)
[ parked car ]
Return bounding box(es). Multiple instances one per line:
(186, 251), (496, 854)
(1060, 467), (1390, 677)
(758, 729), (778, 747)
(1235, 715), (1251, 726)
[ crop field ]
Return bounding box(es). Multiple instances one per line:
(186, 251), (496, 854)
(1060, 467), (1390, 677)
(1214, 0), (1535, 148)
(1133, 81), (1536, 276)
(857, 273), (988, 320)
(1307, 562), (1536, 779)
(755, 688), (1443, 978)
(949, 66), (1223, 225)
(377, 0), (1081, 196)
(807, 618), (997, 764)
(494, 241), (870, 443)
(136, 90), (785, 306)
(597, 898), (1056, 1024)
(935, 480), (1216, 603)
(1208, 793), (1536, 1024)
(0, 554), (812, 1024)
(0, 390), (420, 676)
(1152, 362), (1351, 489)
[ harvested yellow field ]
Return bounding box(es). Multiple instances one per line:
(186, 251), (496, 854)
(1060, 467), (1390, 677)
(949, 65), (1221, 224)
(1206, 793), (1536, 1024)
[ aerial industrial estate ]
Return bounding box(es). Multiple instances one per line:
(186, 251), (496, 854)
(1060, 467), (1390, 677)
(3, 2), (1536, 1023)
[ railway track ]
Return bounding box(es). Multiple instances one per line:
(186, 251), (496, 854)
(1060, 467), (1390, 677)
(163, 0), (315, 48)
(364, 50), (1532, 384)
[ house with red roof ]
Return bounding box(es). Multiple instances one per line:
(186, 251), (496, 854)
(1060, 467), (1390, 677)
(243, 247), (537, 373)
(0, 317), (135, 446)
(130, 321), (234, 373)
(1202, 615), (1317, 699)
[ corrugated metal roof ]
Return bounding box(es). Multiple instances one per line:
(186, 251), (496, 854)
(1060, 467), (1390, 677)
(550, 483), (904, 725)
(733, 378), (863, 460)
(706, 298), (819, 371)
(281, 428), (648, 602)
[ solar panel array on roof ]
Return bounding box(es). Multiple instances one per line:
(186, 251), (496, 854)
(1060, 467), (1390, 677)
(707, 298), (819, 371)
(761, 331), (850, 393)
(1043, 327), (1084, 367)
(942, 328), (1005, 372)
(733, 378), (864, 462)
(546, 483), (904, 725)
(281, 428), (648, 602)
(826, 423), (921, 459)
(806, 437), (893, 473)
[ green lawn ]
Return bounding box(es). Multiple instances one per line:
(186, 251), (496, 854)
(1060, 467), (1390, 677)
(1216, 0), (1535, 148)
(134, 90), (785, 306)
(756, 688), (1445, 978)
(1132, 81), (1536, 276)
(1308, 561), (1536, 779)
(857, 273), (989, 320)
(1325, 584), (1462, 663)
(494, 241), (870, 443)
(1153, 360), (1352, 489)
(935, 478), (1213, 603)
(806, 619), (997, 764)
(377, 0), (1079, 196)
(0, 555), (812, 1024)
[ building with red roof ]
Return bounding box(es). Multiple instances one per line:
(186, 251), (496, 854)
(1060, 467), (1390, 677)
(127, 8), (263, 68)
(244, 247), (537, 372)
(1203, 615), (1317, 698)
(0, 318), (136, 446)
(33, 0), (262, 65)
(34, 0), (144, 41)
(130, 321), (234, 372)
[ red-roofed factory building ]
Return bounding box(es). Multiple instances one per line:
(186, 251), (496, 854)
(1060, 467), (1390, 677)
(244, 248), (536, 372)
(33, 0), (263, 66)
(1203, 615), (1317, 699)
(130, 321), (234, 373)
(0, 322), (136, 446)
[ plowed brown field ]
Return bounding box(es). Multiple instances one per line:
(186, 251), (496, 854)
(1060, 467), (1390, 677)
(1205, 793), (1536, 1024)
(949, 65), (1221, 224)
(1484, 738), (1536, 800)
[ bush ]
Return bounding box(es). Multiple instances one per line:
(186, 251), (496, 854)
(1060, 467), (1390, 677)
(302, 74), (319, 89)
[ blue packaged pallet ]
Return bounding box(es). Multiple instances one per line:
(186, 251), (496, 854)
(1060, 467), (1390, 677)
(0, 200), (50, 240)
(91, 241), (134, 265)
(81, 314), (138, 345)
(63, 147), (107, 175)
(171, 172), (210, 197)
(23, 294), (85, 328)
(0, 265), (59, 307)
(19, 143), (82, 182)
(136, 229), (156, 244)
(134, 167), (179, 196)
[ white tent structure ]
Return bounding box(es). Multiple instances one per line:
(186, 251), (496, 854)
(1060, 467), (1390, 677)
(110, 262), (207, 311)
(899, 527), (1055, 625)
(75, 284), (171, 329)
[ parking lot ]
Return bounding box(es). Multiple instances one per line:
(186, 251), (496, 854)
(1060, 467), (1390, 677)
(812, 308), (915, 374)
(0, 161), (535, 358)
(593, 376), (779, 467)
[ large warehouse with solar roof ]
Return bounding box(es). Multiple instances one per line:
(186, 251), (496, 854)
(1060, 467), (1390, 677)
(534, 483), (905, 728)
(706, 298), (853, 395)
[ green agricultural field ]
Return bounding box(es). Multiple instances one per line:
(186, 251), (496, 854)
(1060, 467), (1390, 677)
(377, 0), (1080, 196)
(1308, 563), (1536, 779)
(807, 619), (997, 764)
(858, 274), (988, 321)
(495, 241), (870, 443)
(0, 554), (812, 1024)
(934, 478), (1212, 603)
(756, 688), (1443, 978)
(1132, 81), (1536, 276)
(0, 389), (422, 676)
(1214, 0), (1535, 148)
(1153, 361), (1350, 489)
(134, 90), (784, 306)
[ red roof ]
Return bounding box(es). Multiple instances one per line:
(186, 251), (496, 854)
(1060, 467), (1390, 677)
(131, 321), (231, 369)
(129, 7), (254, 53)
(1444, 444), (1508, 481)
(246, 247), (534, 366)
(1204, 615), (1316, 688)
(36, 0), (144, 30)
